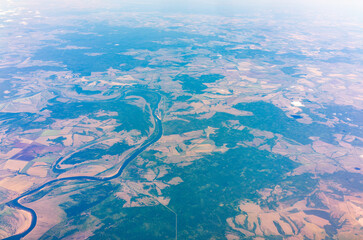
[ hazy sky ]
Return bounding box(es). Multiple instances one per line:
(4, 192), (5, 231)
(2, 0), (363, 11)
(1, 0), (362, 21)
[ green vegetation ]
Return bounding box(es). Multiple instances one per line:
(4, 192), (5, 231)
(48, 136), (67, 145)
(280, 66), (298, 75)
(60, 182), (116, 217)
(47, 97), (152, 135)
(90, 199), (175, 240)
(174, 74), (224, 94)
(39, 182), (118, 240)
(175, 145), (183, 153)
(234, 101), (338, 145)
(322, 171), (363, 192)
(73, 85), (102, 95)
(199, 74), (224, 83)
(0, 112), (53, 133)
(34, 139), (301, 239)
(164, 101), (345, 145)
(210, 126), (254, 148)
(160, 146), (298, 239)
(63, 142), (131, 164)
(163, 112), (237, 136)
(175, 75), (206, 94)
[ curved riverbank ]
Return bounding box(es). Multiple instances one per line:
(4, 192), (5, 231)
(3, 91), (163, 240)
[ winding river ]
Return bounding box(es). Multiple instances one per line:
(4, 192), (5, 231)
(4, 91), (163, 240)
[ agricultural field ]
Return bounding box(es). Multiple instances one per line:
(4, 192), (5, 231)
(0, 1), (362, 239)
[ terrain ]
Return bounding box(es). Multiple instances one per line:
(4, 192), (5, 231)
(0, 1), (362, 239)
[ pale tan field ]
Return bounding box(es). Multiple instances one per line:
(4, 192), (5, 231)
(0, 8), (362, 240)
(227, 196), (363, 240)
(0, 207), (32, 239)
(23, 195), (68, 239)
(0, 175), (43, 193)
(4, 160), (28, 172)
(26, 162), (48, 178)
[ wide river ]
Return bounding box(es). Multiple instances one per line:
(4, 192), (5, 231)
(4, 91), (163, 240)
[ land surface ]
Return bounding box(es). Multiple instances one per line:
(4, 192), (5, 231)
(0, 1), (362, 239)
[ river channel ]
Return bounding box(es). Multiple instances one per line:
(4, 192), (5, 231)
(4, 91), (163, 240)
